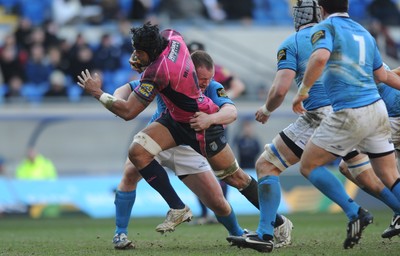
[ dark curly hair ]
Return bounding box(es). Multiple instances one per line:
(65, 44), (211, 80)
(130, 22), (168, 62)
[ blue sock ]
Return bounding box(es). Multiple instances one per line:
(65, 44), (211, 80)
(379, 187), (400, 215)
(256, 175), (280, 240)
(115, 190), (136, 235)
(139, 159), (185, 209)
(390, 180), (400, 212)
(308, 166), (359, 220)
(215, 205), (244, 236)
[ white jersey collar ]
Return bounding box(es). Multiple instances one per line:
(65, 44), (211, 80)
(327, 12), (349, 19)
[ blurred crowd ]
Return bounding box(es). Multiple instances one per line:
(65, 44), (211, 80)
(0, 0), (399, 104)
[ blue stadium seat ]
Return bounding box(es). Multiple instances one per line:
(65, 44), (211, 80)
(20, 82), (49, 103)
(0, 0), (19, 13)
(17, 0), (52, 25)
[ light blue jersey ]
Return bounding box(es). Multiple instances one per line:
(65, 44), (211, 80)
(277, 26), (330, 111)
(310, 13), (383, 111)
(378, 64), (400, 117)
(129, 80), (234, 124)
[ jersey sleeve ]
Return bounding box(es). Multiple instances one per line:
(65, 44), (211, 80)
(276, 34), (297, 72)
(310, 23), (333, 52)
(204, 80), (234, 108)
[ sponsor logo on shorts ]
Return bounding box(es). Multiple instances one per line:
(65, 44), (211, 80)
(198, 161), (208, 168)
(221, 135), (227, 144)
(210, 141), (218, 151)
(311, 30), (325, 44)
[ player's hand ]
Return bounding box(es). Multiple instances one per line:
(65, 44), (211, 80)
(255, 108), (271, 124)
(77, 69), (103, 97)
(292, 92), (309, 114)
(190, 112), (212, 131)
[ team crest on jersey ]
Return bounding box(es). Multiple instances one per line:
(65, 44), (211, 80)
(277, 49), (286, 61)
(138, 83), (154, 98)
(311, 30), (325, 44)
(197, 95), (205, 103)
(168, 40), (180, 62)
(217, 88), (228, 98)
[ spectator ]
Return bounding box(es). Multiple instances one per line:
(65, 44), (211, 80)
(51, 0), (82, 26)
(67, 45), (95, 85)
(157, 0), (207, 21)
(218, 0), (253, 23)
(14, 18), (33, 52)
(44, 70), (68, 98)
(24, 44), (52, 85)
(16, 148), (57, 180)
(93, 33), (122, 72)
(234, 119), (261, 169)
(0, 45), (25, 87)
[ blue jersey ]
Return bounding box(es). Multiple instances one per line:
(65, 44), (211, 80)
(129, 80), (234, 124)
(277, 26), (330, 111)
(378, 64), (400, 117)
(310, 13), (383, 111)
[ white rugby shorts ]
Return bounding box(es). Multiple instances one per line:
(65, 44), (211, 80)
(282, 105), (332, 150)
(155, 145), (210, 176)
(389, 116), (400, 150)
(311, 100), (394, 156)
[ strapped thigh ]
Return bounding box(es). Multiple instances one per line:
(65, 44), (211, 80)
(260, 138), (292, 171)
(133, 131), (162, 156)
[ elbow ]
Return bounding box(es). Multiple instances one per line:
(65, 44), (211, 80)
(119, 110), (137, 121)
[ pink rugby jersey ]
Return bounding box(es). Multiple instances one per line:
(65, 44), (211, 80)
(134, 29), (219, 123)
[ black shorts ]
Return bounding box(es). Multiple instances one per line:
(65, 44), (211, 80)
(156, 111), (227, 158)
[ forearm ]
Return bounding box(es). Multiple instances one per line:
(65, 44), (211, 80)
(265, 70), (294, 112)
(100, 92), (148, 121)
(384, 70), (400, 90)
(210, 104), (237, 125)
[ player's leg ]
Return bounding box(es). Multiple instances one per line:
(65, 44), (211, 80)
(247, 135), (298, 250)
(113, 158), (142, 249)
(303, 109), (377, 249)
(368, 152), (400, 238)
(340, 152), (400, 213)
(206, 144), (286, 233)
(340, 152), (400, 239)
(157, 145), (242, 235)
(129, 122), (189, 217)
(181, 172), (244, 236)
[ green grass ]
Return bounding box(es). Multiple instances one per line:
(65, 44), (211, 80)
(0, 210), (399, 255)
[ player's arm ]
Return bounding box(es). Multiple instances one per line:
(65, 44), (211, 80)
(374, 66), (400, 90)
(189, 103), (237, 131)
(256, 69), (295, 124)
(292, 48), (330, 114)
(77, 69), (149, 121)
(113, 83), (133, 100)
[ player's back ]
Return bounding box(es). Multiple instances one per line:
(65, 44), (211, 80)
(311, 15), (381, 111)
